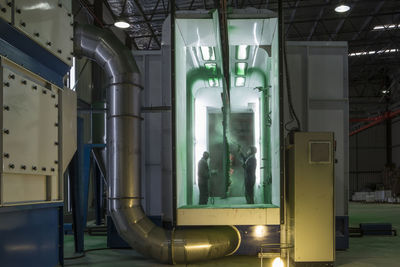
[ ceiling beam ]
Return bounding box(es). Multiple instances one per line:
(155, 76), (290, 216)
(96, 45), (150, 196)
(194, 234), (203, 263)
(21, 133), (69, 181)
(351, 1), (385, 41)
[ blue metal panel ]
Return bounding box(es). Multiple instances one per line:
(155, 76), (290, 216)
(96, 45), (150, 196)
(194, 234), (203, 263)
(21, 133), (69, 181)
(0, 19), (69, 87)
(360, 223), (394, 236)
(234, 225), (280, 255)
(0, 203), (63, 267)
(82, 143), (106, 227)
(336, 216), (349, 250)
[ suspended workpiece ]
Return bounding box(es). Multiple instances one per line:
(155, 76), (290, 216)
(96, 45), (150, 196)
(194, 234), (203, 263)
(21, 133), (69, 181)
(172, 9), (281, 226)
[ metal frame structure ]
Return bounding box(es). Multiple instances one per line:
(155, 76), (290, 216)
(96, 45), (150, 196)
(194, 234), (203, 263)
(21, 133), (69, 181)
(76, 0), (399, 137)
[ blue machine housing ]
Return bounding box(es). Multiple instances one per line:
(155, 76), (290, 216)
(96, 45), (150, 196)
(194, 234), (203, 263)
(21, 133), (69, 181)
(0, 203), (64, 267)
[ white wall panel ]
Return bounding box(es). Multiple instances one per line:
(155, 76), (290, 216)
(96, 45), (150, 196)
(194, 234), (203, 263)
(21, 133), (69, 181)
(286, 42), (349, 216)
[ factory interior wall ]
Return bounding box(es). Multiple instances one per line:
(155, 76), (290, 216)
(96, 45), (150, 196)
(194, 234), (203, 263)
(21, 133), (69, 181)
(349, 124), (386, 194)
(350, 118), (400, 195)
(391, 119), (400, 167)
(133, 51), (164, 216)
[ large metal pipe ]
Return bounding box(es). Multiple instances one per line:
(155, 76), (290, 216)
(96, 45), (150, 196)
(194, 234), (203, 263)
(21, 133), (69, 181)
(74, 24), (240, 264)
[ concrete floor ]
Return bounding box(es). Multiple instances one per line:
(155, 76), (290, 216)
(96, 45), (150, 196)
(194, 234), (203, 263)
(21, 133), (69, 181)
(64, 202), (400, 267)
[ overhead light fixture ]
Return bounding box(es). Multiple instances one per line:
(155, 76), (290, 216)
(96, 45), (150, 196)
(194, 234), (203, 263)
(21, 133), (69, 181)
(373, 24), (399, 30)
(335, 4), (350, 13)
(382, 90), (389, 94)
(114, 20), (130, 29)
(349, 49), (399, 57)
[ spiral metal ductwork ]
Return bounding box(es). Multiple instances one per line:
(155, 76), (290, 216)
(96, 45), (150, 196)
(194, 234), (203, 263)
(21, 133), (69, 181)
(74, 24), (240, 264)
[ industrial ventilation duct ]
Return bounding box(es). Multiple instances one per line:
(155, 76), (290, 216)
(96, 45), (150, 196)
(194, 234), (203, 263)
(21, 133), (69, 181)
(74, 24), (240, 264)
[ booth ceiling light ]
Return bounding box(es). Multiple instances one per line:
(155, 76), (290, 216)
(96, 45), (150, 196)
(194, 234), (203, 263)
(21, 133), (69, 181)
(236, 62), (247, 76)
(201, 46), (216, 61)
(334, 4), (350, 13)
(235, 76), (245, 87)
(114, 20), (130, 29)
(205, 63), (217, 75)
(208, 77), (219, 87)
(236, 45), (249, 60)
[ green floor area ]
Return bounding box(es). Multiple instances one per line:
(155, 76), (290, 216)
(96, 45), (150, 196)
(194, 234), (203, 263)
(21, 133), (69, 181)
(64, 202), (400, 267)
(336, 202), (400, 267)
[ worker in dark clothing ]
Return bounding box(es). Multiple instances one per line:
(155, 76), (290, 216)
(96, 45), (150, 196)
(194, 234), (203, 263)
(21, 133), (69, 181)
(239, 146), (257, 204)
(198, 151), (210, 205)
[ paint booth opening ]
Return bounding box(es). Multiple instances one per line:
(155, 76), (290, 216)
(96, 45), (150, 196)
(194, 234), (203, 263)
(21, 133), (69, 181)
(174, 12), (281, 214)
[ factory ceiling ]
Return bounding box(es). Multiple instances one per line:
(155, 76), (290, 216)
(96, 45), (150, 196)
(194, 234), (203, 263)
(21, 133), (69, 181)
(100, 0), (399, 117)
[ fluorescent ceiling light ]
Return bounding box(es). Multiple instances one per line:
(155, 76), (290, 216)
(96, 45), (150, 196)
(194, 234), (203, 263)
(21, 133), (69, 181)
(235, 77), (245, 87)
(236, 45), (249, 60)
(201, 46), (216, 61)
(349, 49), (399, 57)
(235, 62), (247, 76)
(114, 20), (130, 29)
(335, 4), (350, 13)
(204, 63), (217, 75)
(382, 90), (389, 94)
(208, 77), (219, 87)
(373, 24), (399, 30)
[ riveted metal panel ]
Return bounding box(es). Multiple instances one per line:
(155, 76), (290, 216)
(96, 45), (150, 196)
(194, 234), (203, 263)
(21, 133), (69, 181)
(0, 0), (11, 23)
(2, 68), (58, 176)
(14, 0), (73, 66)
(60, 88), (76, 174)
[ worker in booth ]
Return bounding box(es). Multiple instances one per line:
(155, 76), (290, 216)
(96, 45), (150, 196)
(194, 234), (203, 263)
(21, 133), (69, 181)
(198, 151), (210, 205)
(239, 146), (257, 204)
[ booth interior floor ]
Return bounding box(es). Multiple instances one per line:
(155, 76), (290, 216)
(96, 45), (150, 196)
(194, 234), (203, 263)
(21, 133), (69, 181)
(64, 202), (400, 267)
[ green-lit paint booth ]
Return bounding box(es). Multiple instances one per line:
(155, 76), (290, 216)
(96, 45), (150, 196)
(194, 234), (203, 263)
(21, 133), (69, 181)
(175, 11), (281, 225)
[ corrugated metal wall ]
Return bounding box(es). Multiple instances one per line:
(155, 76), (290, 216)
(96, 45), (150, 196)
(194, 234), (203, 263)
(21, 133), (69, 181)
(349, 124), (386, 194)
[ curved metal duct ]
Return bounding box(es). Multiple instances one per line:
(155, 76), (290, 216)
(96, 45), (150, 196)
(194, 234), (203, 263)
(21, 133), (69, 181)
(74, 24), (240, 264)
